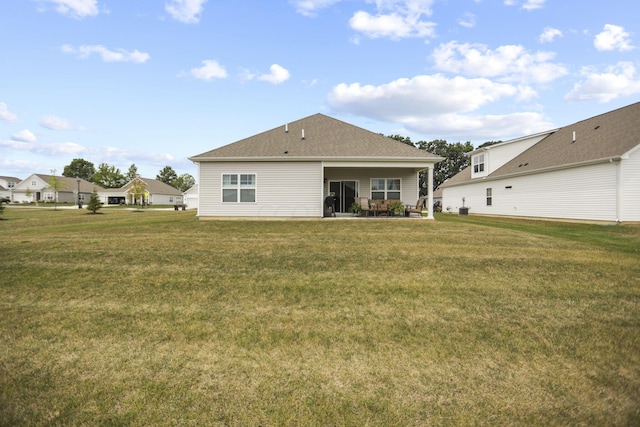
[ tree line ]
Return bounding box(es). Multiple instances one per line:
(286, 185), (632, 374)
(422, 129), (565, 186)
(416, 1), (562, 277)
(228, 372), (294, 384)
(62, 159), (195, 192)
(388, 135), (499, 194)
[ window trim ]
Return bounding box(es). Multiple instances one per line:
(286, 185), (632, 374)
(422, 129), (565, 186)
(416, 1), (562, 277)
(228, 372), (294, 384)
(486, 187), (492, 206)
(222, 173), (257, 203)
(370, 178), (401, 200)
(473, 154), (485, 174)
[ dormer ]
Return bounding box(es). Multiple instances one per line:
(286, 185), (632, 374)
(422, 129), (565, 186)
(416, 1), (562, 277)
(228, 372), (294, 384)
(469, 129), (556, 179)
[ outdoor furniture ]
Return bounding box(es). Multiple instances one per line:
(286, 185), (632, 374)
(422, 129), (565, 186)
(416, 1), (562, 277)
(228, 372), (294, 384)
(405, 197), (426, 217)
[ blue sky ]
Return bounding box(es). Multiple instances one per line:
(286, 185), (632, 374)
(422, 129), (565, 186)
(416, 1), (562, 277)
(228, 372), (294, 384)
(1, 0), (638, 180)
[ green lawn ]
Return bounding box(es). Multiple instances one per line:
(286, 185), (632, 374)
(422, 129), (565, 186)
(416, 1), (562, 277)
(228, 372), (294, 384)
(1, 207), (639, 426)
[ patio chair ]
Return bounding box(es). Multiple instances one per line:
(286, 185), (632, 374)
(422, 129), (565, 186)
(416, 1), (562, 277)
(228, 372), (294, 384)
(405, 197), (426, 216)
(356, 197), (374, 216)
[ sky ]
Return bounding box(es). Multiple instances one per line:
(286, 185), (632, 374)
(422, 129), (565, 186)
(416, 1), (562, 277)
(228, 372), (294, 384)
(1, 0), (639, 181)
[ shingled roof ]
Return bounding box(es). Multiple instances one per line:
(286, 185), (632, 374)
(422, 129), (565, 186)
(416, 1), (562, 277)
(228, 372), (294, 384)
(494, 102), (640, 177)
(442, 102), (640, 187)
(190, 113), (441, 161)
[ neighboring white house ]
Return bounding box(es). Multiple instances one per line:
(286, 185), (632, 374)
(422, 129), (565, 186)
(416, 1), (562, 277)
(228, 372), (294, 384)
(0, 176), (21, 201)
(99, 177), (183, 206)
(11, 174), (102, 204)
(189, 113), (443, 219)
(183, 184), (198, 209)
(441, 102), (640, 223)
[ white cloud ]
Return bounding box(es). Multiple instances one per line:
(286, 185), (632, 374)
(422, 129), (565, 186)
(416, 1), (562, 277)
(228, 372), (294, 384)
(432, 41), (568, 84)
(0, 102), (18, 122)
(522, 0), (546, 10)
(61, 45), (150, 63)
(328, 74), (520, 118)
(257, 64), (291, 84)
(292, 0), (343, 17)
(504, 0), (546, 10)
(40, 115), (81, 130)
(189, 60), (228, 81)
(594, 24), (635, 52)
(458, 13), (476, 29)
(349, 0), (437, 40)
(241, 64), (291, 84)
(539, 27), (562, 43)
(44, 0), (100, 19)
(565, 61), (640, 103)
(404, 111), (554, 140)
(327, 73), (555, 140)
(11, 130), (37, 143)
(165, 0), (207, 24)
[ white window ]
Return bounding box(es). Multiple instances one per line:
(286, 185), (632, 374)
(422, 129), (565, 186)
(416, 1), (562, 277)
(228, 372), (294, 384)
(486, 188), (492, 206)
(222, 174), (256, 203)
(371, 178), (401, 200)
(473, 154), (485, 173)
(7, 182), (14, 189)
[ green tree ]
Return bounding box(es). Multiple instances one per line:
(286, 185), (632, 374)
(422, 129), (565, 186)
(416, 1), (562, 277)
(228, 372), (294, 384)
(173, 173), (196, 192)
(47, 176), (68, 210)
(388, 134), (415, 146)
(62, 158), (96, 181)
(415, 139), (475, 192)
(477, 140), (502, 149)
(156, 166), (178, 187)
(125, 164), (139, 182)
(129, 178), (147, 209)
(86, 188), (102, 214)
(92, 163), (126, 189)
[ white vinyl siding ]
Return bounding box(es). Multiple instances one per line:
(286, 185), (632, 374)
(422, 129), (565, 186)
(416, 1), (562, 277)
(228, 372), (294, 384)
(324, 167), (421, 207)
(199, 162), (323, 217)
(443, 162), (620, 221)
(620, 148), (640, 221)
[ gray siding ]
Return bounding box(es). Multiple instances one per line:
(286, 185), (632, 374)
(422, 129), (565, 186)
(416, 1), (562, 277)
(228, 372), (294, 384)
(621, 148), (640, 221)
(198, 161), (324, 217)
(443, 162), (620, 221)
(324, 167), (421, 206)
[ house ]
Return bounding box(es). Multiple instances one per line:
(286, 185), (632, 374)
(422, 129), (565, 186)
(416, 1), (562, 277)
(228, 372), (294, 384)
(441, 102), (640, 223)
(0, 176), (21, 201)
(189, 113), (443, 219)
(11, 174), (102, 204)
(99, 177), (183, 206)
(183, 184), (198, 209)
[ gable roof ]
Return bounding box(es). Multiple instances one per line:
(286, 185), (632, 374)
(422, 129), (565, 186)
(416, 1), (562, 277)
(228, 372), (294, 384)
(442, 102), (640, 187)
(30, 174), (104, 193)
(121, 177), (182, 195)
(494, 102), (640, 177)
(190, 113), (442, 162)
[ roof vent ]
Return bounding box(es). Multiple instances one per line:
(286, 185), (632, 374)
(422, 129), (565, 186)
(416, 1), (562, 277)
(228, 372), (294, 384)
(285, 123), (289, 133)
(301, 129), (305, 140)
(572, 131), (576, 143)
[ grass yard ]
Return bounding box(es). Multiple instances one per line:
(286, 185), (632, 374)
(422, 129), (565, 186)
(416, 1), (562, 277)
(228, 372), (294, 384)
(1, 207), (639, 426)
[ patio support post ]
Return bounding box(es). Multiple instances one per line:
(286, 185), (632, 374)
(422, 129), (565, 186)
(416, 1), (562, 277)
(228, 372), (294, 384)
(427, 166), (434, 219)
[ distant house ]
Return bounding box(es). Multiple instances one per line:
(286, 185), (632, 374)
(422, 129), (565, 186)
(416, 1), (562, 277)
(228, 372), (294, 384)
(189, 113), (443, 219)
(11, 174), (102, 204)
(441, 102), (640, 223)
(99, 177), (183, 206)
(183, 184), (198, 209)
(0, 176), (21, 201)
